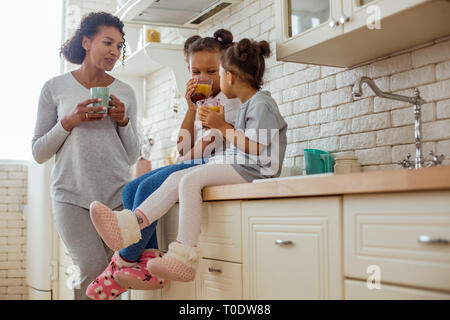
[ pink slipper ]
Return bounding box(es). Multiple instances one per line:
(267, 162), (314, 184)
(114, 249), (167, 290)
(146, 242), (200, 282)
(89, 201), (142, 251)
(86, 252), (127, 300)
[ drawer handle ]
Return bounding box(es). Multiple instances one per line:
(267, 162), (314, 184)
(208, 267), (222, 273)
(275, 240), (294, 246)
(417, 235), (449, 245)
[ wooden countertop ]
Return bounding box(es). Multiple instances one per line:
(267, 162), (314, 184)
(202, 165), (450, 201)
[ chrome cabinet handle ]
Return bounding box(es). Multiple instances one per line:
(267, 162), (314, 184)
(275, 240), (294, 246)
(208, 267), (222, 273)
(339, 15), (350, 25)
(329, 19), (340, 28)
(417, 235), (449, 245)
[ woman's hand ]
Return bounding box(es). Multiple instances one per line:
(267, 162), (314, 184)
(61, 98), (107, 131)
(198, 105), (226, 130)
(185, 78), (198, 112)
(109, 94), (129, 126)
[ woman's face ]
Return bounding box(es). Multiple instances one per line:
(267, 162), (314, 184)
(82, 25), (123, 71)
(189, 50), (221, 96)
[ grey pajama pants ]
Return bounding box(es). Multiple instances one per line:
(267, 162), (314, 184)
(52, 201), (120, 300)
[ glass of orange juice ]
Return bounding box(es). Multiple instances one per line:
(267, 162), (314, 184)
(196, 97), (220, 112)
(191, 77), (213, 103)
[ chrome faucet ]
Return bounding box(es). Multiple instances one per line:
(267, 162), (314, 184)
(352, 76), (445, 169)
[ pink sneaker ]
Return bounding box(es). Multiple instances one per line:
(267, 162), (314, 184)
(114, 249), (167, 290)
(86, 252), (127, 300)
(89, 201), (142, 251)
(146, 242), (200, 282)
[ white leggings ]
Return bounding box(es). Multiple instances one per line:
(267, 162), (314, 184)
(136, 164), (246, 246)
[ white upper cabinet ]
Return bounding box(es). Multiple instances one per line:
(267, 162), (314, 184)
(275, 0), (450, 67)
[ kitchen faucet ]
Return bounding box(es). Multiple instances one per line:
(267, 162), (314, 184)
(353, 76), (445, 169)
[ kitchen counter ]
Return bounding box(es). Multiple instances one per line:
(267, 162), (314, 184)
(202, 165), (450, 201)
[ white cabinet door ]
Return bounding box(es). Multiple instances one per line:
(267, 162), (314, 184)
(276, 0), (450, 66)
(242, 197), (342, 300)
(342, 0), (427, 32)
(275, 0), (344, 63)
(344, 191), (450, 292)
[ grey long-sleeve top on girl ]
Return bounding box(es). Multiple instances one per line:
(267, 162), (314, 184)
(32, 72), (140, 210)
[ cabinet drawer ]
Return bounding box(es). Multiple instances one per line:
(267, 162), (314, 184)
(159, 201), (242, 263)
(242, 197), (342, 299)
(345, 279), (450, 300)
(344, 191), (450, 292)
(196, 259), (242, 300)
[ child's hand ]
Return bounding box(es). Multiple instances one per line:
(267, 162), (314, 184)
(185, 78), (198, 112)
(198, 105), (225, 130)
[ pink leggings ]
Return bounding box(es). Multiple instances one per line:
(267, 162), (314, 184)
(136, 164), (246, 246)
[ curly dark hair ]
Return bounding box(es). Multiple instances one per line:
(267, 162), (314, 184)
(183, 29), (233, 63)
(60, 11), (126, 65)
(220, 38), (271, 90)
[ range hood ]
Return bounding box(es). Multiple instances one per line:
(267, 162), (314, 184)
(116, 0), (240, 29)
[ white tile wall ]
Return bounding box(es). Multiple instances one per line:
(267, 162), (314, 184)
(142, 0), (450, 171)
(0, 164), (27, 300)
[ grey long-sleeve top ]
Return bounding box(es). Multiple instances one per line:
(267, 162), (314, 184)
(32, 72), (140, 209)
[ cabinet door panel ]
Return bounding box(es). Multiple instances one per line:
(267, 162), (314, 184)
(343, 0), (427, 33)
(275, 0), (344, 61)
(242, 197), (342, 300)
(344, 191), (450, 292)
(196, 259), (242, 300)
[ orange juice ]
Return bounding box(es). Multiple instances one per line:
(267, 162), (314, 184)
(207, 106), (220, 112)
(191, 84), (212, 102)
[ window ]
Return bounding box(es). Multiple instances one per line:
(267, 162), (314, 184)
(0, 0), (63, 160)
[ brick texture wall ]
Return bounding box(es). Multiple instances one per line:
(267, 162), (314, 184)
(0, 164), (28, 300)
(143, 0), (450, 171)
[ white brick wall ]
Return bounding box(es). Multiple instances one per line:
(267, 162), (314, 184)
(0, 164), (27, 300)
(142, 1), (450, 171)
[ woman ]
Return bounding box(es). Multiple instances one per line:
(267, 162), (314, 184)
(31, 12), (138, 300)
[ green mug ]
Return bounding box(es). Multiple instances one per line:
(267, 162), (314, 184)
(90, 87), (112, 113)
(304, 149), (334, 175)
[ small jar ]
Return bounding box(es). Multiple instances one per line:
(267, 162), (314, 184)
(334, 156), (361, 174)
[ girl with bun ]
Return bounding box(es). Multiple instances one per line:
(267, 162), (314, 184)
(86, 29), (240, 299)
(89, 38), (287, 284)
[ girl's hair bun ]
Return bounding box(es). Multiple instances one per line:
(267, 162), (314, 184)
(236, 38), (251, 61)
(213, 29), (233, 47)
(257, 40), (271, 58)
(220, 38), (271, 90)
(184, 29), (234, 62)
